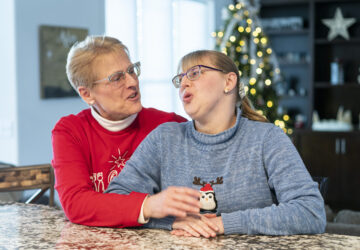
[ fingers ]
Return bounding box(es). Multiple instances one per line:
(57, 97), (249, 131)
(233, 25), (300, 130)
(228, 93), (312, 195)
(188, 220), (216, 238)
(167, 200), (200, 216)
(161, 187), (201, 216)
(144, 187), (201, 219)
(172, 186), (201, 199)
(172, 216), (218, 238)
(171, 229), (192, 237)
(162, 206), (187, 218)
(203, 213), (217, 218)
(170, 187), (201, 208)
(200, 215), (219, 232)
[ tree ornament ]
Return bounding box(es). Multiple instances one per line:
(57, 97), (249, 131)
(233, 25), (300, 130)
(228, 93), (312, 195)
(322, 8), (356, 41)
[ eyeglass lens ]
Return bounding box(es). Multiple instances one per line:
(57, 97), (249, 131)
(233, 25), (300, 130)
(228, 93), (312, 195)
(173, 65), (201, 87)
(109, 63), (140, 82)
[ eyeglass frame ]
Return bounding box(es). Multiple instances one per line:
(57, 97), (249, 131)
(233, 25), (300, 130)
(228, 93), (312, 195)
(92, 61), (141, 87)
(172, 64), (227, 88)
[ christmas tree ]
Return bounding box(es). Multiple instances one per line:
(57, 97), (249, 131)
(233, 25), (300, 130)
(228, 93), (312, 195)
(213, 0), (292, 134)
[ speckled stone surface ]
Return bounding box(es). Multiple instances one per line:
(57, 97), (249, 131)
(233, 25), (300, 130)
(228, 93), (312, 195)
(1, 202), (360, 249)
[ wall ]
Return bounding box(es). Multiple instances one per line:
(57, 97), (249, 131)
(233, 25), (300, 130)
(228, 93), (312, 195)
(14, 0), (105, 165)
(0, 0), (230, 166)
(0, 0), (17, 165)
(214, 0), (233, 30)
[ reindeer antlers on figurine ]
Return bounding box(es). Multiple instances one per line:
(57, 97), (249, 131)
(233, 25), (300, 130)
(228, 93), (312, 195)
(193, 177), (207, 186)
(193, 177), (223, 186)
(210, 177), (223, 186)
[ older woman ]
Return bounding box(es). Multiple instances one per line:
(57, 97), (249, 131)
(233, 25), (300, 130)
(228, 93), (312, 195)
(51, 36), (201, 228)
(106, 50), (326, 237)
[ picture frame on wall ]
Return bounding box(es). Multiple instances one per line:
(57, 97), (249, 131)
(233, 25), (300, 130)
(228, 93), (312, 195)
(39, 25), (88, 99)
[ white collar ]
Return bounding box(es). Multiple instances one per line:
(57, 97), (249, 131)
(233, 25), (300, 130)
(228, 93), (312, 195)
(90, 107), (138, 132)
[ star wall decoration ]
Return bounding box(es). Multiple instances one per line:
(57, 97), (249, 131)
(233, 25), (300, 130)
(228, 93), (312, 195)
(322, 7), (356, 41)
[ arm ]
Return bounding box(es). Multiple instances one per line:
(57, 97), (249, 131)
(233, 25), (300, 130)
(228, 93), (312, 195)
(106, 127), (200, 230)
(52, 120), (147, 227)
(221, 126), (326, 235)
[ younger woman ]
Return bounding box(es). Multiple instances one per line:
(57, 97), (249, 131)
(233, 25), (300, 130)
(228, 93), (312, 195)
(106, 50), (326, 237)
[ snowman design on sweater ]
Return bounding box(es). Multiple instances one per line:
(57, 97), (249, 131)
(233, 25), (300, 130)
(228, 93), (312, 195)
(193, 177), (223, 213)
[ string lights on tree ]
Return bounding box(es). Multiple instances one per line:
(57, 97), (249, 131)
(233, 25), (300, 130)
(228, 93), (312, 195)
(213, 0), (292, 134)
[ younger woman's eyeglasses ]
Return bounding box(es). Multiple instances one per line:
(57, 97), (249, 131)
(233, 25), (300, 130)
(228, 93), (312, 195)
(93, 62), (141, 87)
(172, 65), (226, 88)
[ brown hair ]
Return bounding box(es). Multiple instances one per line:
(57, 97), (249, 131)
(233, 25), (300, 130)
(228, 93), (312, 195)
(66, 35), (130, 91)
(178, 50), (268, 122)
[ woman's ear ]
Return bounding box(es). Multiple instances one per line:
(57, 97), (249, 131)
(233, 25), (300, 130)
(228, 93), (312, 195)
(78, 86), (95, 106)
(224, 72), (238, 93)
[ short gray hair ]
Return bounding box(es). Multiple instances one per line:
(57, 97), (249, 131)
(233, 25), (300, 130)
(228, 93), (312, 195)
(66, 35), (129, 91)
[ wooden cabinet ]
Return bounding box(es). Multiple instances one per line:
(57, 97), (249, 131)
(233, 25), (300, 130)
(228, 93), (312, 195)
(293, 130), (360, 210)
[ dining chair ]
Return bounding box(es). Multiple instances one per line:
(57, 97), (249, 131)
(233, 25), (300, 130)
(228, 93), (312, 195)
(0, 163), (54, 206)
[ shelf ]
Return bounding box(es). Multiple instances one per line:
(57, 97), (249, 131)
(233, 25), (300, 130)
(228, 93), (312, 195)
(280, 95), (308, 99)
(278, 62), (309, 67)
(293, 129), (360, 135)
(315, 38), (360, 45)
(314, 82), (360, 88)
(261, 0), (309, 7)
(265, 29), (309, 36)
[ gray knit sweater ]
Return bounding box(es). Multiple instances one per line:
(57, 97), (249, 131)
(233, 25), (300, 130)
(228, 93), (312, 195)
(106, 109), (326, 235)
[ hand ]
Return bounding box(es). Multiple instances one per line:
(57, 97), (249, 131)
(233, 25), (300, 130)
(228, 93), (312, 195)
(143, 186), (201, 219)
(205, 216), (224, 235)
(171, 214), (219, 238)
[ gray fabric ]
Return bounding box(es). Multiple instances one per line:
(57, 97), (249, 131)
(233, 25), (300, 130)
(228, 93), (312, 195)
(334, 210), (360, 225)
(106, 108), (326, 235)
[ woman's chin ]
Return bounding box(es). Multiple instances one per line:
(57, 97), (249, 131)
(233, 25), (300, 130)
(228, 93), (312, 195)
(184, 110), (198, 121)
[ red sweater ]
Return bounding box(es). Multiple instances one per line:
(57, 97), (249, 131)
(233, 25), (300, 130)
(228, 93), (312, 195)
(51, 107), (186, 227)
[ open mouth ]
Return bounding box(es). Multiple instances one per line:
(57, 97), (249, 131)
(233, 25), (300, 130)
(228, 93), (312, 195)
(182, 92), (193, 103)
(128, 91), (138, 99)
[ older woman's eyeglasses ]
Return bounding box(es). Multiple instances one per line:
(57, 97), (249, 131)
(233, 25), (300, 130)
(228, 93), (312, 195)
(172, 65), (226, 88)
(93, 62), (141, 87)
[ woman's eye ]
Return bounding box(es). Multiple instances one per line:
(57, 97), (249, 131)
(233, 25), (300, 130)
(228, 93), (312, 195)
(189, 71), (199, 78)
(128, 67), (135, 74)
(177, 76), (183, 83)
(110, 73), (123, 82)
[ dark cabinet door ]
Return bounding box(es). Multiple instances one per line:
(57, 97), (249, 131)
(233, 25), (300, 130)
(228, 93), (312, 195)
(294, 131), (360, 210)
(338, 135), (360, 209)
(295, 132), (341, 204)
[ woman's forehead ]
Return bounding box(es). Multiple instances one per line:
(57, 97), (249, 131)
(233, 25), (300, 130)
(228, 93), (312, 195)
(181, 57), (211, 72)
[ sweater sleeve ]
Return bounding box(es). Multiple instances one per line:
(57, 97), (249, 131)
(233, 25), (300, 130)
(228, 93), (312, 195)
(105, 127), (174, 230)
(52, 121), (147, 228)
(221, 126), (326, 235)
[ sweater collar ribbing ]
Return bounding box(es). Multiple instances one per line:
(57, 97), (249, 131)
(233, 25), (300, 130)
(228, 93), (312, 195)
(189, 108), (242, 146)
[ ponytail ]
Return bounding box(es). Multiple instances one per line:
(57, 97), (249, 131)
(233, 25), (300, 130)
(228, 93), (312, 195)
(240, 97), (268, 122)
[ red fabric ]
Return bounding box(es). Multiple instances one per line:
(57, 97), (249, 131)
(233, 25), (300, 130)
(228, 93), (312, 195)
(201, 184), (213, 192)
(51, 107), (186, 227)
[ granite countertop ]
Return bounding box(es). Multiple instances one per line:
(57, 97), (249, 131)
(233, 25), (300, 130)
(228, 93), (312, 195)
(1, 202), (360, 249)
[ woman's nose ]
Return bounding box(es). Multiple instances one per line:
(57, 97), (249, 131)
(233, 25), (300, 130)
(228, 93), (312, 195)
(124, 72), (139, 87)
(180, 75), (191, 89)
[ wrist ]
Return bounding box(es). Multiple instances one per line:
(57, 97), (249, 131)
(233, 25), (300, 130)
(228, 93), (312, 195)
(138, 195), (150, 224)
(143, 195), (151, 219)
(215, 216), (225, 234)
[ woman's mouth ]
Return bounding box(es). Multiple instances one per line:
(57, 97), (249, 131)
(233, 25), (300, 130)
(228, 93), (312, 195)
(128, 91), (139, 100)
(182, 92), (193, 103)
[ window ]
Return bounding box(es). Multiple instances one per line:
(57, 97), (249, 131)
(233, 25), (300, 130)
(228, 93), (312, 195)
(105, 0), (214, 117)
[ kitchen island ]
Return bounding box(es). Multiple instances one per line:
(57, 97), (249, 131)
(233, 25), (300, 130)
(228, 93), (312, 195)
(1, 202), (359, 249)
